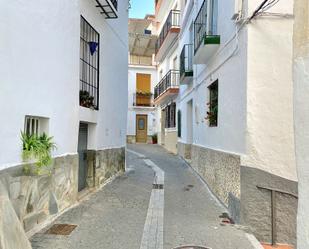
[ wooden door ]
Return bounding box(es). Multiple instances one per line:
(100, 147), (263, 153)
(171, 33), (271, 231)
(136, 115), (148, 143)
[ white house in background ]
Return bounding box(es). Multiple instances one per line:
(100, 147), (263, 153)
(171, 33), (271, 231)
(293, 1), (309, 248)
(127, 16), (158, 144)
(176, 0), (297, 247)
(153, 0), (181, 154)
(0, 0), (128, 244)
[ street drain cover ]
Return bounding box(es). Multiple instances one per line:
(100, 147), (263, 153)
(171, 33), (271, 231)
(153, 183), (164, 189)
(174, 246), (211, 249)
(45, 224), (77, 235)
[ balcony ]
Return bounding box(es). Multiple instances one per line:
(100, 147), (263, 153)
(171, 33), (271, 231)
(193, 0), (220, 64)
(155, 10), (181, 62)
(180, 44), (193, 84)
(95, 0), (118, 19)
(154, 70), (180, 104)
(133, 92), (154, 107)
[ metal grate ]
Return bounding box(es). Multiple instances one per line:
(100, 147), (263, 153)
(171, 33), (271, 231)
(80, 16), (100, 110)
(174, 246), (211, 249)
(153, 184), (164, 189)
(45, 224), (77, 236)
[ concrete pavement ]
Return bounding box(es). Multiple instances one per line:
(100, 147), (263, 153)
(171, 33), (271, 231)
(31, 144), (262, 249)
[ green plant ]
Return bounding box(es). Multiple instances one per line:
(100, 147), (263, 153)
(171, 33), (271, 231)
(205, 102), (218, 126)
(21, 132), (56, 175)
(80, 90), (95, 108)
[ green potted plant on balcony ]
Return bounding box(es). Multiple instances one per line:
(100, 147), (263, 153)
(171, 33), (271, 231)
(21, 132), (57, 175)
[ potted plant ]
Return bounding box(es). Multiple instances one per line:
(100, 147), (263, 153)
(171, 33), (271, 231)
(21, 132), (56, 175)
(152, 133), (158, 144)
(80, 90), (95, 108)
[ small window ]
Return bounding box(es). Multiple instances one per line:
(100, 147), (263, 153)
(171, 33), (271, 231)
(24, 116), (49, 136)
(207, 80), (218, 127)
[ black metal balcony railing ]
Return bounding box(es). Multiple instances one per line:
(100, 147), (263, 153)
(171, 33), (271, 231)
(154, 70), (180, 99)
(180, 44), (193, 78)
(133, 93), (154, 107)
(155, 10), (181, 54)
(194, 0), (217, 53)
(95, 0), (118, 19)
(110, 0), (118, 10)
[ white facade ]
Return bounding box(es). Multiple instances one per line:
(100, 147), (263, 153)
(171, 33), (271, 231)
(127, 65), (157, 138)
(166, 0), (298, 245)
(0, 0), (129, 169)
(154, 0), (181, 153)
(293, 0), (309, 248)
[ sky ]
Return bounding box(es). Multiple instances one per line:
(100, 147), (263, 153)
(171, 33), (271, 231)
(129, 0), (154, 18)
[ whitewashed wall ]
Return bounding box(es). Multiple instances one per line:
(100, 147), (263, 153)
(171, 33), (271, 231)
(0, 0), (129, 169)
(80, 0), (129, 150)
(243, 0), (297, 181)
(0, 0), (80, 169)
(177, 0), (247, 154)
(293, 0), (309, 247)
(178, 0), (296, 181)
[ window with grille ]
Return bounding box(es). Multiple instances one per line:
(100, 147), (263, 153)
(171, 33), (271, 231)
(207, 80), (218, 127)
(80, 16), (100, 110)
(165, 103), (176, 128)
(24, 116), (49, 136)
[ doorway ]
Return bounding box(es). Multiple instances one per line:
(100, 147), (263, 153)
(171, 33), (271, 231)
(78, 123), (88, 192)
(187, 100), (193, 144)
(136, 115), (148, 143)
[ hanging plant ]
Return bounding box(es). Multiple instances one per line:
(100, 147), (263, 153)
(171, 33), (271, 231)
(21, 132), (56, 175)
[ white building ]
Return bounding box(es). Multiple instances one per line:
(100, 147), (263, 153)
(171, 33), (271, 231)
(293, 0), (309, 248)
(0, 0), (128, 244)
(153, 0), (181, 154)
(153, 0), (298, 247)
(127, 17), (158, 144)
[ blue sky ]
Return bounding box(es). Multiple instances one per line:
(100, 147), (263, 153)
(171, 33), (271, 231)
(129, 0), (154, 18)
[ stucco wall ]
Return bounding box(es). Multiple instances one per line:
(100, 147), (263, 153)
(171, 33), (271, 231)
(0, 0), (129, 170)
(293, 0), (309, 248)
(0, 0), (80, 169)
(80, 0), (128, 150)
(243, 0), (297, 182)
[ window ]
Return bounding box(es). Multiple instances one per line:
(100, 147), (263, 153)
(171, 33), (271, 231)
(207, 80), (218, 127)
(24, 116), (49, 136)
(80, 16), (100, 110)
(177, 110), (182, 137)
(165, 103), (176, 128)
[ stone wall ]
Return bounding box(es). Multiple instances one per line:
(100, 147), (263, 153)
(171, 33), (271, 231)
(0, 147), (125, 237)
(190, 145), (241, 216)
(0, 154), (78, 233)
(90, 147), (125, 187)
(177, 142), (192, 160)
(240, 166), (298, 246)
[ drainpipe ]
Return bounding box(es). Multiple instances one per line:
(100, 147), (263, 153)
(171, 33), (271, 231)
(293, 0), (309, 248)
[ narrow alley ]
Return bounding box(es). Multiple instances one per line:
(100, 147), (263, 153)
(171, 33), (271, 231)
(31, 144), (260, 249)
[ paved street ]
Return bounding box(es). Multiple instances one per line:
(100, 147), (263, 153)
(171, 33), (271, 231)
(31, 144), (261, 249)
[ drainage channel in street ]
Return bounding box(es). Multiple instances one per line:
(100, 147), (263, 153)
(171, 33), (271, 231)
(174, 246), (212, 249)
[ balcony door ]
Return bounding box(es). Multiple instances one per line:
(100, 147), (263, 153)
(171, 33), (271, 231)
(136, 115), (148, 143)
